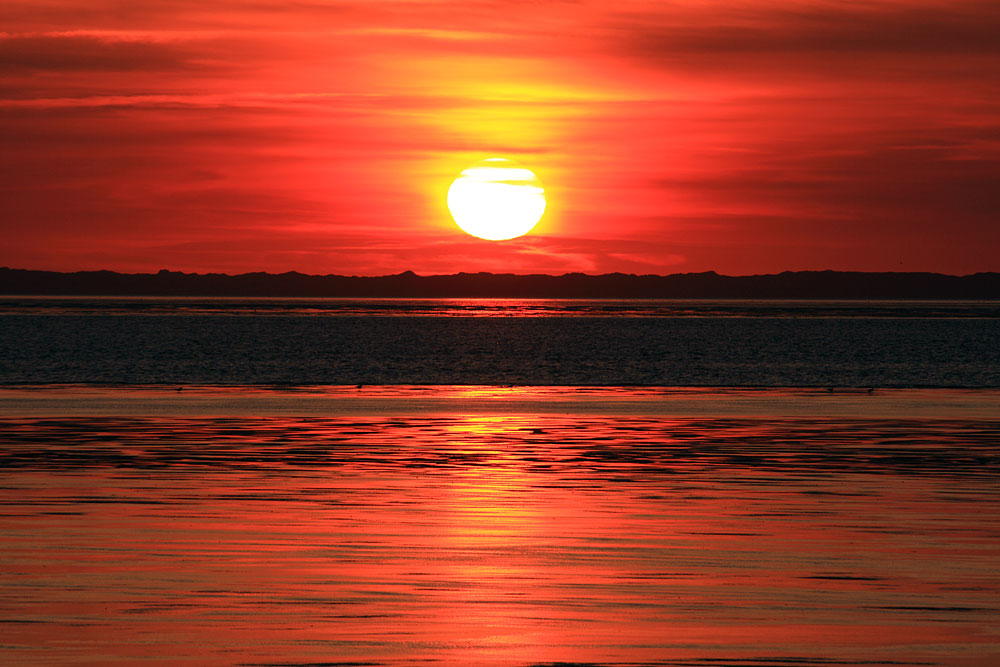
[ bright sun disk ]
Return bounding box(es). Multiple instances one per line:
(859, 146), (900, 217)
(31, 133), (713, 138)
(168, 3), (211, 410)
(447, 158), (546, 241)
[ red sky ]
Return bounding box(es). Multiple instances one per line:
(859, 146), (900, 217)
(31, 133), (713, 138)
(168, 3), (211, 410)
(2, 1), (999, 276)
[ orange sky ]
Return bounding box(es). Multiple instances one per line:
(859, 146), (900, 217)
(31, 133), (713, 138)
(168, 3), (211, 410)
(2, 1), (999, 276)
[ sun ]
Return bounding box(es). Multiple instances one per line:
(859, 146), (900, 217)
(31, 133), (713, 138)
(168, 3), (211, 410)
(447, 158), (546, 241)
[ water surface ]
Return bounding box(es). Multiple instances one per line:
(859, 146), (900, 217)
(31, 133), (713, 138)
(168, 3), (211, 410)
(3, 303), (999, 386)
(2, 400), (998, 666)
(4, 296), (1000, 318)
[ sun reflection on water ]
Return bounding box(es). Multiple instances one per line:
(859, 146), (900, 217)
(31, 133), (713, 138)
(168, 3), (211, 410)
(0, 413), (998, 664)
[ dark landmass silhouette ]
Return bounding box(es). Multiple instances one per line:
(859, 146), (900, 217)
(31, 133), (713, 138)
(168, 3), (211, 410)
(2, 267), (999, 298)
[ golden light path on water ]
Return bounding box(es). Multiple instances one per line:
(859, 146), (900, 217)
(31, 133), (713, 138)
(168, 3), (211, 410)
(0, 387), (998, 665)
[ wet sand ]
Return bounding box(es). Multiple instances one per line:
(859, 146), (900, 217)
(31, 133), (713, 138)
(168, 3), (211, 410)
(2, 385), (999, 418)
(1, 387), (998, 665)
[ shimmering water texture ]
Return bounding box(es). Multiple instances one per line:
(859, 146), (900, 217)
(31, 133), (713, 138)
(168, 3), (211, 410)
(4, 296), (1000, 318)
(2, 410), (998, 665)
(4, 299), (1000, 386)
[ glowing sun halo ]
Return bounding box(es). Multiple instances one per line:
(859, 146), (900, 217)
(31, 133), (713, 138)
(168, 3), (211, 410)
(447, 158), (546, 241)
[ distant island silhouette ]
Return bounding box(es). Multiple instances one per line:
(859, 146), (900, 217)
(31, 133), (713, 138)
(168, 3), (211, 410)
(2, 267), (998, 298)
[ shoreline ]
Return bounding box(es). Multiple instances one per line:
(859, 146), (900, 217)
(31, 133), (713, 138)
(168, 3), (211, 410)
(1, 385), (997, 418)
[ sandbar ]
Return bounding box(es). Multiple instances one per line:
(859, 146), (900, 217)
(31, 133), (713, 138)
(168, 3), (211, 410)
(0, 385), (997, 418)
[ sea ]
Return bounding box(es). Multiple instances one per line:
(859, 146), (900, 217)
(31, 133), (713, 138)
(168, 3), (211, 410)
(1, 297), (998, 666)
(2, 296), (999, 386)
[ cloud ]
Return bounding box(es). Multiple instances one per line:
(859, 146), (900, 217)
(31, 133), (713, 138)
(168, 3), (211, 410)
(618, 1), (1000, 60)
(0, 34), (206, 73)
(652, 124), (1000, 224)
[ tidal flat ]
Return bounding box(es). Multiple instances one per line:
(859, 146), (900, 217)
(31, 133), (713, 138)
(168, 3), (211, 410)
(1, 387), (998, 666)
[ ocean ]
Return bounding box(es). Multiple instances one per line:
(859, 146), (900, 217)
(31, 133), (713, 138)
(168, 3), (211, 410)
(2, 297), (999, 386)
(1, 297), (998, 665)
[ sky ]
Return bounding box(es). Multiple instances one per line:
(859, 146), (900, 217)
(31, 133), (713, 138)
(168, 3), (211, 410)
(2, 0), (999, 276)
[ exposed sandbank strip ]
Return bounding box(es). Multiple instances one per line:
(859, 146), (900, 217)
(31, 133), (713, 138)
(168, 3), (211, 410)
(0, 386), (997, 418)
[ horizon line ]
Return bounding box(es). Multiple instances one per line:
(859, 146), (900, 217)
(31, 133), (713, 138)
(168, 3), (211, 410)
(4, 267), (999, 280)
